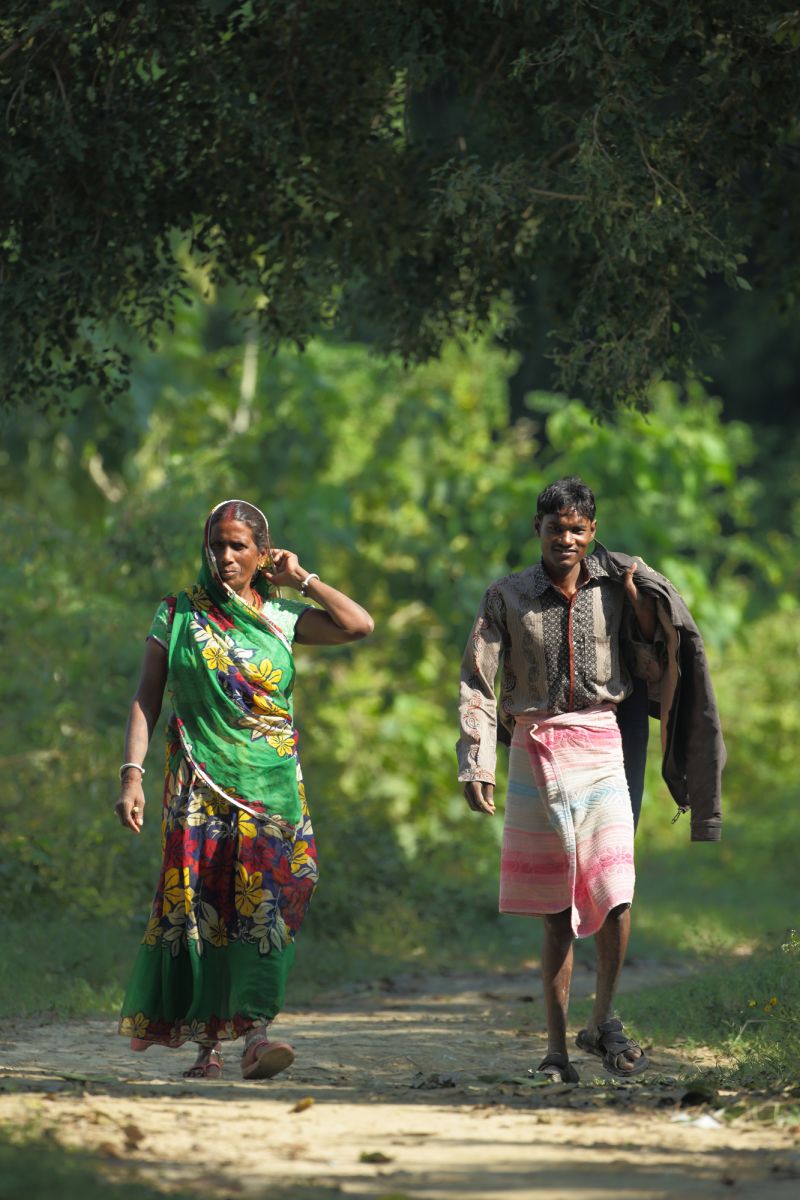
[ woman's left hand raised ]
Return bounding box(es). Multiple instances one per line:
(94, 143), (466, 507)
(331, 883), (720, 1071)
(261, 548), (307, 590)
(261, 548), (374, 643)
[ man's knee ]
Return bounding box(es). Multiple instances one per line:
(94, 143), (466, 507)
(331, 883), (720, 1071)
(607, 902), (631, 921)
(544, 907), (574, 939)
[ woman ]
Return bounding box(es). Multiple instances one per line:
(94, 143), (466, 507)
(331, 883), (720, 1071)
(115, 499), (373, 1079)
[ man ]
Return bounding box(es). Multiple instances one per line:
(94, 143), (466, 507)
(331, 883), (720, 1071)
(457, 476), (723, 1082)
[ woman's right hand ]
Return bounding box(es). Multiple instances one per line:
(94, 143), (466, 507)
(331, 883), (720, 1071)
(115, 781), (145, 834)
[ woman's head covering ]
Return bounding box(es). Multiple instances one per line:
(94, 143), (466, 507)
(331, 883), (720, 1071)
(205, 499), (272, 595)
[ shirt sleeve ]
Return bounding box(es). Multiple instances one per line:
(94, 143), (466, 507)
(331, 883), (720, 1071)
(456, 585), (508, 785)
(263, 596), (314, 644)
(147, 596), (176, 649)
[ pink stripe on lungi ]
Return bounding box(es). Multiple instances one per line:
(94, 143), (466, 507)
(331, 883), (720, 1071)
(499, 706), (634, 937)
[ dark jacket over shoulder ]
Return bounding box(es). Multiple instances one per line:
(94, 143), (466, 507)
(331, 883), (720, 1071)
(595, 543), (725, 842)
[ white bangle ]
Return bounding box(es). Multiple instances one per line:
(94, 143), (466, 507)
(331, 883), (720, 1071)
(119, 762), (146, 779)
(300, 572), (320, 595)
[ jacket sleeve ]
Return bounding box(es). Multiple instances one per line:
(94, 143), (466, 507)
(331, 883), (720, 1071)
(677, 629), (725, 842)
(456, 586), (507, 784)
(600, 545), (725, 841)
(641, 577), (725, 841)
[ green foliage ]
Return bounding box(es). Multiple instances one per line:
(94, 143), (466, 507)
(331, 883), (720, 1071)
(0, 307), (797, 1023)
(2, 2), (800, 409)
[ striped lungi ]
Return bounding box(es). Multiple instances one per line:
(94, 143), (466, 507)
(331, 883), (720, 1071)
(499, 706), (635, 938)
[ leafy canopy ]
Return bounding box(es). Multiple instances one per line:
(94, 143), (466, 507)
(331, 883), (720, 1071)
(2, 1), (800, 410)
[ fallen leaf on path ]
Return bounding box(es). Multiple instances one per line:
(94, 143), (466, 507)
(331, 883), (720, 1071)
(478, 1073), (553, 1089)
(121, 1122), (145, 1148)
(97, 1142), (122, 1158)
(290, 1096), (315, 1113)
(409, 1071), (460, 1089)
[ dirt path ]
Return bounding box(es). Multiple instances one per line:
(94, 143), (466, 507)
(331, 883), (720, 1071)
(1, 961), (798, 1200)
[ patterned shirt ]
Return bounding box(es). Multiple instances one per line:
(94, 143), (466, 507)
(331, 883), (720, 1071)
(456, 555), (664, 784)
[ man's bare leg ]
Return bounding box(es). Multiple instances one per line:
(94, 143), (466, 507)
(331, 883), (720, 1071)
(584, 902), (643, 1072)
(541, 907), (575, 1057)
(591, 902), (630, 1026)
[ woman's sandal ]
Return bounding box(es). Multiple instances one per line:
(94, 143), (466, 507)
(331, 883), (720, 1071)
(182, 1046), (224, 1079)
(532, 1052), (580, 1083)
(575, 1017), (649, 1077)
(241, 1038), (295, 1080)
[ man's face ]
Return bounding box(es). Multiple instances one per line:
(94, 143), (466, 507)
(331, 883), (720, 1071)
(535, 507), (597, 576)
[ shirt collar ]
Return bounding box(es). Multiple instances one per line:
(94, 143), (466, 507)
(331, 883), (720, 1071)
(528, 552), (609, 597)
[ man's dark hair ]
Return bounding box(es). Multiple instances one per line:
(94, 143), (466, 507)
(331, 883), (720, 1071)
(536, 476), (596, 521)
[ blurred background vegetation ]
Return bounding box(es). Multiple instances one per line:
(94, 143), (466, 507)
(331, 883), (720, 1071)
(2, 22), (799, 1191)
(1, 281), (798, 1047)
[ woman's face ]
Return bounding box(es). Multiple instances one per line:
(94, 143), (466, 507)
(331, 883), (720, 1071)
(208, 518), (262, 595)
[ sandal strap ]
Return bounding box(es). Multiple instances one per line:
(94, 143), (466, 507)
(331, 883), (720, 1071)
(538, 1052), (570, 1069)
(596, 1019), (641, 1055)
(535, 1052), (579, 1083)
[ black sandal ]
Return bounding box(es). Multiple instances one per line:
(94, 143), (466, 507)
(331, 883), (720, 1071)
(532, 1052), (580, 1083)
(575, 1018), (649, 1077)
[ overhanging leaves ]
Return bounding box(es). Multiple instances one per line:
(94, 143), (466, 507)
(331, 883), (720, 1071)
(1, 0), (799, 411)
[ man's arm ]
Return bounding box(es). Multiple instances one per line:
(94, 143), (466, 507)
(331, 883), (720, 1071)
(456, 586), (506, 814)
(623, 561), (657, 641)
(620, 560), (667, 686)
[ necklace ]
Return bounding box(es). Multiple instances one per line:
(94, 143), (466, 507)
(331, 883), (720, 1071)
(231, 586), (259, 609)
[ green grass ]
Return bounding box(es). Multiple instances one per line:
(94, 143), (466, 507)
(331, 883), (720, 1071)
(630, 835), (795, 958)
(0, 898), (539, 1020)
(0, 877), (737, 1024)
(1, 863), (793, 1023)
(0, 911), (141, 1019)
